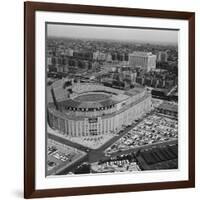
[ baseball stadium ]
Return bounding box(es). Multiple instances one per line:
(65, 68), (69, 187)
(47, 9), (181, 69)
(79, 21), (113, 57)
(47, 79), (152, 138)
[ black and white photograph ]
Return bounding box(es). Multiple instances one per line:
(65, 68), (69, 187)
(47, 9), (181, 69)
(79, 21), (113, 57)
(46, 23), (179, 176)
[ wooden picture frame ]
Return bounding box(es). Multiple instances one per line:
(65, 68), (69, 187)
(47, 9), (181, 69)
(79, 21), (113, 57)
(24, 1), (195, 198)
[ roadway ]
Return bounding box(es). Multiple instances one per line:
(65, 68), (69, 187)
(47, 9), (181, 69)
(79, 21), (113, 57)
(48, 133), (90, 152)
(48, 109), (179, 174)
(48, 111), (169, 174)
(105, 139), (178, 159)
(167, 85), (177, 96)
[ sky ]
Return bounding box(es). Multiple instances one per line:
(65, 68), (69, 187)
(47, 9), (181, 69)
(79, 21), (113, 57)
(47, 23), (178, 44)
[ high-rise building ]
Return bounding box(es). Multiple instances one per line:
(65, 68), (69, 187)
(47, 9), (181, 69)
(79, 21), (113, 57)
(106, 53), (112, 62)
(157, 51), (168, 62)
(129, 52), (157, 72)
(64, 48), (74, 57)
(93, 51), (106, 61)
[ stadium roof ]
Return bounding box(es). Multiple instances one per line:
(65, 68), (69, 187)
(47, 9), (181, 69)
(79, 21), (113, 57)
(47, 82), (146, 111)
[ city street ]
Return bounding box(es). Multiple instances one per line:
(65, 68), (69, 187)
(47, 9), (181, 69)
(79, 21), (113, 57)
(48, 111), (177, 174)
(45, 26), (179, 175)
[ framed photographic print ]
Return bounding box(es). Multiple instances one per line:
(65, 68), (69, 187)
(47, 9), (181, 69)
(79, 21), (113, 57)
(24, 1), (195, 198)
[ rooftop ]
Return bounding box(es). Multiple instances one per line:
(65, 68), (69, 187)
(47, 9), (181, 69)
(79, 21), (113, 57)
(47, 81), (147, 112)
(129, 51), (155, 57)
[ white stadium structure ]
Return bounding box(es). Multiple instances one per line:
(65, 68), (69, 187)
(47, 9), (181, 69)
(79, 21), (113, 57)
(47, 80), (152, 137)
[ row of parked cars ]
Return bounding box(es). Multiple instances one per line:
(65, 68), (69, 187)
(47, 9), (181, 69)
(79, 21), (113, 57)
(52, 150), (75, 162)
(91, 153), (141, 173)
(105, 114), (178, 155)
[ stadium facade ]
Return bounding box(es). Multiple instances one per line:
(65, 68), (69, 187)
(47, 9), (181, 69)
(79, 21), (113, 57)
(47, 80), (152, 137)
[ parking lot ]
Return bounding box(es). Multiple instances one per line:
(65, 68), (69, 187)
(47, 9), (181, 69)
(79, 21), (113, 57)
(91, 153), (141, 173)
(47, 139), (87, 175)
(105, 114), (178, 155)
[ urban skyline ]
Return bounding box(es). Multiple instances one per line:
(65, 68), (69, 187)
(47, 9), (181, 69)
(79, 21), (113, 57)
(46, 23), (178, 176)
(47, 24), (178, 45)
